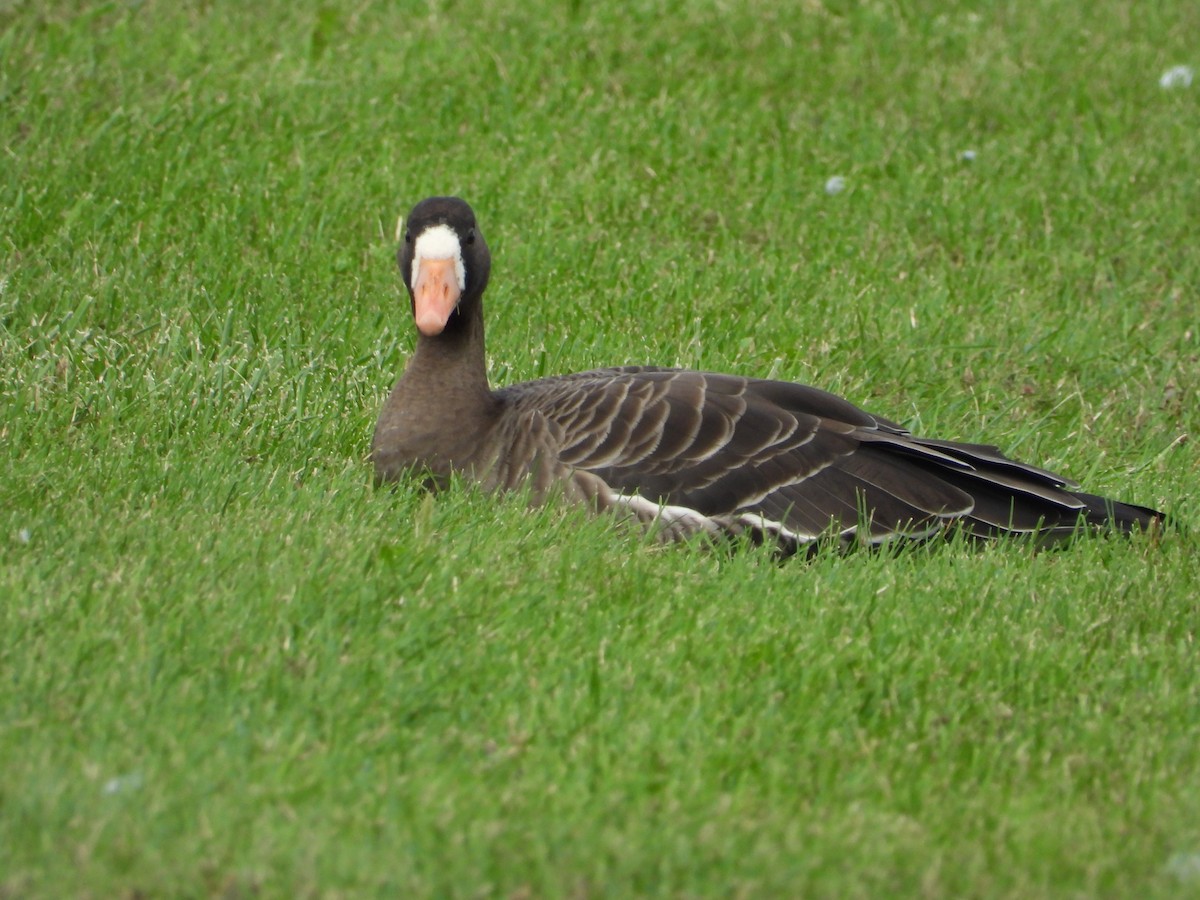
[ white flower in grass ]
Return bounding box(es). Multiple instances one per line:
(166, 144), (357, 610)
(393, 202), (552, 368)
(101, 772), (144, 796)
(1159, 65), (1194, 89)
(18, 528), (31, 544)
(824, 176), (846, 195)
(960, 149), (977, 162)
(1166, 851), (1200, 883)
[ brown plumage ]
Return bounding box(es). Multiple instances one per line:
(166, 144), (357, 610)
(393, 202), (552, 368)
(371, 196), (1166, 553)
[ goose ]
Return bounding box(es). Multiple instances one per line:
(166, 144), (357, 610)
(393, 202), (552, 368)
(371, 196), (1166, 553)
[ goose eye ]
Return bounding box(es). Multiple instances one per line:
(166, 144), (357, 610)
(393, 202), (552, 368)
(404, 231), (412, 244)
(465, 228), (476, 245)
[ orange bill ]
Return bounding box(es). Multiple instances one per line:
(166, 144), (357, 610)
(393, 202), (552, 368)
(412, 257), (462, 336)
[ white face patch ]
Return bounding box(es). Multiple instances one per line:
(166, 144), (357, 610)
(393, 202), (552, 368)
(411, 224), (466, 292)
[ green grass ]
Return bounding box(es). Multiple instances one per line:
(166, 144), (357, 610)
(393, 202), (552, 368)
(2, 0), (1198, 896)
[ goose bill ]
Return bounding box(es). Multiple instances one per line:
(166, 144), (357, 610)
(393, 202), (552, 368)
(413, 257), (462, 336)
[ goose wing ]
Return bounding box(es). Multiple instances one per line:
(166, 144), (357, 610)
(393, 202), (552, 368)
(497, 366), (1098, 543)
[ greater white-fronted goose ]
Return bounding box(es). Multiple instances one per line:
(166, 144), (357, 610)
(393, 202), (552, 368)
(371, 196), (1166, 552)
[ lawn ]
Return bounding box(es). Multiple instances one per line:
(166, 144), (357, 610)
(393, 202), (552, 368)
(2, 0), (1198, 896)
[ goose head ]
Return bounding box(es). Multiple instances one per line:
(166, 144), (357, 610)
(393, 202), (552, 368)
(398, 196), (491, 338)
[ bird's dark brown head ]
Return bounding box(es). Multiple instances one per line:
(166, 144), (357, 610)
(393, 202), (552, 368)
(398, 196), (491, 338)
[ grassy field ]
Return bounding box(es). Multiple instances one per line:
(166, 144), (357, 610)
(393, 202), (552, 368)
(2, 0), (1198, 896)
